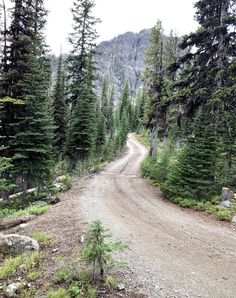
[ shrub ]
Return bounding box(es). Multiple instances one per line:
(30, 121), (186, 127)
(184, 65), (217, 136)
(47, 288), (70, 298)
(179, 198), (196, 208)
(87, 287), (97, 298)
(27, 270), (41, 281)
(216, 209), (232, 222)
(60, 175), (73, 191)
(28, 232), (56, 247)
(0, 252), (41, 279)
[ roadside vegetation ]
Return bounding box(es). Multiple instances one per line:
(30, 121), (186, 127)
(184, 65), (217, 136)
(135, 1), (236, 223)
(0, 220), (127, 297)
(140, 136), (236, 222)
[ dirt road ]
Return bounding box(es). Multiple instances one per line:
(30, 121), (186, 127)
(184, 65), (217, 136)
(79, 134), (236, 297)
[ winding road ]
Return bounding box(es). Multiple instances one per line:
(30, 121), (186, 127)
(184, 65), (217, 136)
(79, 134), (236, 297)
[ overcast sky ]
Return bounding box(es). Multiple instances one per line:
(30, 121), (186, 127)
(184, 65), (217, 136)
(45, 0), (198, 54)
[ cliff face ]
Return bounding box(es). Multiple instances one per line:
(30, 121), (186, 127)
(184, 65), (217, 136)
(51, 29), (151, 98)
(95, 29), (150, 98)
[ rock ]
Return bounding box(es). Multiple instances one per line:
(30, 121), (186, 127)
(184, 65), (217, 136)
(45, 195), (60, 205)
(221, 200), (232, 208)
(116, 284), (125, 291)
(54, 183), (63, 192)
(80, 235), (84, 244)
(0, 234), (39, 255)
(221, 187), (234, 201)
(54, 175), (67, 183)
(19, 223), (29, 229)
(232, 215), (236, 223)
(5, 283), (22, 297)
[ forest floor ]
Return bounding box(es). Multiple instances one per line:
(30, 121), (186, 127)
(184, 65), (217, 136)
(8, 134), (236, 297)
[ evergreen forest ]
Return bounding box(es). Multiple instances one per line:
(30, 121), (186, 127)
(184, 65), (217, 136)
(0, 0), (236, 297)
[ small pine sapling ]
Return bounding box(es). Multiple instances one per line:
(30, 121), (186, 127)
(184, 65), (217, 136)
(81, 220), (127, 280)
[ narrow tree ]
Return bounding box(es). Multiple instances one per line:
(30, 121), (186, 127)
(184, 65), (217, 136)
(144, 21), (165, 159)
(52, 54), (67, 156)
(66, 0), (100, 170)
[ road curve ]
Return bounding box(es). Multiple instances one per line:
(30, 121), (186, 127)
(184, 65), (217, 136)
(80, 134), (236, 298)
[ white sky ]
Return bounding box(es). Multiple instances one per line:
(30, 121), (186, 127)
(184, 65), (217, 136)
(8, 0), (199, 55)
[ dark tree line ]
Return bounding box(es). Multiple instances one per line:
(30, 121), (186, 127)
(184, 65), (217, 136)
(140, 0), (236, 200)
(0, 0), (134, 200)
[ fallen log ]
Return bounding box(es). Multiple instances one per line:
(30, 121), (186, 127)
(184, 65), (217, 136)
(0, 215), (36, 230)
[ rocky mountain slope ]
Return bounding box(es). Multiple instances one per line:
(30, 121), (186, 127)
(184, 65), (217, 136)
(95, 29), (150, 98)
(51, 29), (151, 98)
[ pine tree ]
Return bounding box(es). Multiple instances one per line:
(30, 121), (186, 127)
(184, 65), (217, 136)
(144, 21), (165, 159)
(163, 122), (217, 200)
(100, 79), (109, 131)
(66, 0), (99, 170)
(66, 55), (97, 170)
(0, 0), (38, 198)
(67, 0), (100, 109)
(173, 0), (236, 133)
(9, 0), (54, 192)
(107, 86), (115, 140)
(52, 54), (67, 156)
(116, 83), (131, 149)
(169, 0), (236, 192)
(95, 99), (106, 156)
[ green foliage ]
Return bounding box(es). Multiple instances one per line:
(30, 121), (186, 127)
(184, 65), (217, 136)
(60, 175), (74, 191)
(82, 220), (127, 280)
(136, 133), (150, 148)
(28, 232), (56, 247)
(0, 204), (50, 223)
(141, 140), (176, 185)
(216, 209), (232, 222)
(105, 275), (118, 289)
(10, 204), (50, 219)
(0, 252), (41, 279)
(52, 55), (67, 156)
(47, 288), (70, 298)
(27, 270), (41, 281)
(178, 199), (196, 208)
(66, 55), (97, 170)
(163, 124), (217, 200)
(87, 287), (97, 298)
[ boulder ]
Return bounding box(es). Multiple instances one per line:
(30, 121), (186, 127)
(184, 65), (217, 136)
(232, 215), (236, 223)
(54, 183), (63, 192)
(5, 283), (22, 297)
(0, 233), (39, 255)
(221, 200), (232, 208)
(221, 187), (234, 201)
(44, 195), (60, 205)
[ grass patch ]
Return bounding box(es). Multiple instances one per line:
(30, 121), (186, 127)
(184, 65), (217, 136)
(0, 252), (41, 279)
(11, 204), (50, 218)
(0, 204), (50, 222)
(47, 288), (70, 298)
(136, 133), (150, 148)
(28, 232), (57, 247)
(27, 270), (41, 281)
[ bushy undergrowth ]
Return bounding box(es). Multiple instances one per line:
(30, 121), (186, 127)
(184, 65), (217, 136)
(0, 202), (50, 222)
(0, 252), (41, 280)
(140, 137), (235, 222)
